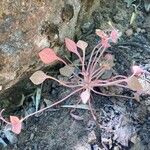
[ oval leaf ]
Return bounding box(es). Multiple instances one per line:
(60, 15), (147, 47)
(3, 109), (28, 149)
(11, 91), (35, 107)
(59, 65), (75, 77)
(132, 66), (144, 76)
(39, 48), (59, 64)
(96, 29), (108, 38)
(101, 38), (111, 48)
(138, 75), (150, 95)
(30, 70), (48, 85)
(65, 38), (79, 56)
(110, 29), (119, 43)
(77, 40), (88, 51)
(80, 89), (90, 104)
(127, 76), (143, 92)
(10, 116), (22, 134)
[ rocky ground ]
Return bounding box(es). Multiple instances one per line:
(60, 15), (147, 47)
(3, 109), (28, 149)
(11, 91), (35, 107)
(0, 0), (150, 150)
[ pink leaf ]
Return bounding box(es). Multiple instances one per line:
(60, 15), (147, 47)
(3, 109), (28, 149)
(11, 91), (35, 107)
(30, 70), (48, 85)
(101, 38), (111, 48)
(96, 29), (110, 48)
(65, 38), (80, 57)
(110, 29), (119, 43)
(127, 76), (143, 92)
(76, 40), (88, 51)
(104, 53), (113, 60)
(96, 29), (108, 38)
(132, 66), (144, 76)
(39, 48), (59, 64)
(10, 116), (22, 134)
(80, 89), (90, 104)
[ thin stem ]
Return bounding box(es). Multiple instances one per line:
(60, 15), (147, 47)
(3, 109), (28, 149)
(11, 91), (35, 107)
(87, 44), (100, 72)
(82, 50), (86, 72)
(0, 117), (11, 125)
(88, 98), (96, 121)
(91, 47), (106, 73)
(70, 99), (82, 114)
(95, 78), (127, 87)
(59, 58), (68, 66)
(0, 109), (11, 125)
(91, 66), (104, 77)
(21, 87), (83, 121)
(77, 53), (84, 69)
(92, 89), (134, 99)
(47, 76), (82, 88)
(64, 56), (81, 70)
(89, 46), (103, 72)
(92, 68), (105, 80)
(108, 75), (127, 81)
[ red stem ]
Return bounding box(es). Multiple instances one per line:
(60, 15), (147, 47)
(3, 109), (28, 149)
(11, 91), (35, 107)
(87, 44), (100, 72)
(91, 47), (106, 73)
(92, 89), (134, 99)
(47, 76), (82, 88)
(21, 87), (83, 121)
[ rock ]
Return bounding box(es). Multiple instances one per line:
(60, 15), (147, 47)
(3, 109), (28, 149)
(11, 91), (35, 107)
(125, 29), (133, 37)
(130, 134), (138, 144)
(148, 106), (150, 112)
(143, 15), (150, 28)
(0, 0), (81, 92)
(114, 146), (120, 150)
(101, 70), (113, 80)
(130, 136), (146, 150)
(81, 21), (95, 34)
(88, 130), (97, 144)
(144, 0), (150, 12)
(61, 4), (74, 22)
(143, 15), (150, 39)
(0, 0), (107, 109)
(0, 0), (82, 108)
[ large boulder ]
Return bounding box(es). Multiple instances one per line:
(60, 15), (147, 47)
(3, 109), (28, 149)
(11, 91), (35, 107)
(0, 0), (101, 108)
(0, 0), (81, 91)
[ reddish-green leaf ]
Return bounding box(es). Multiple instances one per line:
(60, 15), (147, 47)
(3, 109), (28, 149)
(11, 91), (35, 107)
(30, 70), (48, 85)
(101, 38), (111, 48)
(39, 48), (59, 64)
(127, 76), (143, 92)
(132, 65), (144, 76)
(10, 116), (22, 134)
(110, 29), (119, 43)
(95, 29), (110, 48)
(138, 75), (150, 95)
(96, 29), (108, 38)
(59, 65), (75, 77)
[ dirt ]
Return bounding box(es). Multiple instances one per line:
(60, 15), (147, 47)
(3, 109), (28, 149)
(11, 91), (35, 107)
(1, 0), (150, 150)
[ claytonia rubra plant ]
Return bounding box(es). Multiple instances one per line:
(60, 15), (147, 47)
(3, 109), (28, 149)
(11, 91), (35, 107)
(0, 26), (149, 135)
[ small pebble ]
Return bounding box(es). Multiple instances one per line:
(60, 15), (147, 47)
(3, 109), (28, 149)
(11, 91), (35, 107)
(114, 146), (119, 150)
(144, 0), (150, 12)
(136, 28), (146, 33)
(30, 133), (34, 140)
(130, 134), (138, 144)
(125, 29), (133, 37)
(88, 130), (97, 144)
(148, 106), (150, 112)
